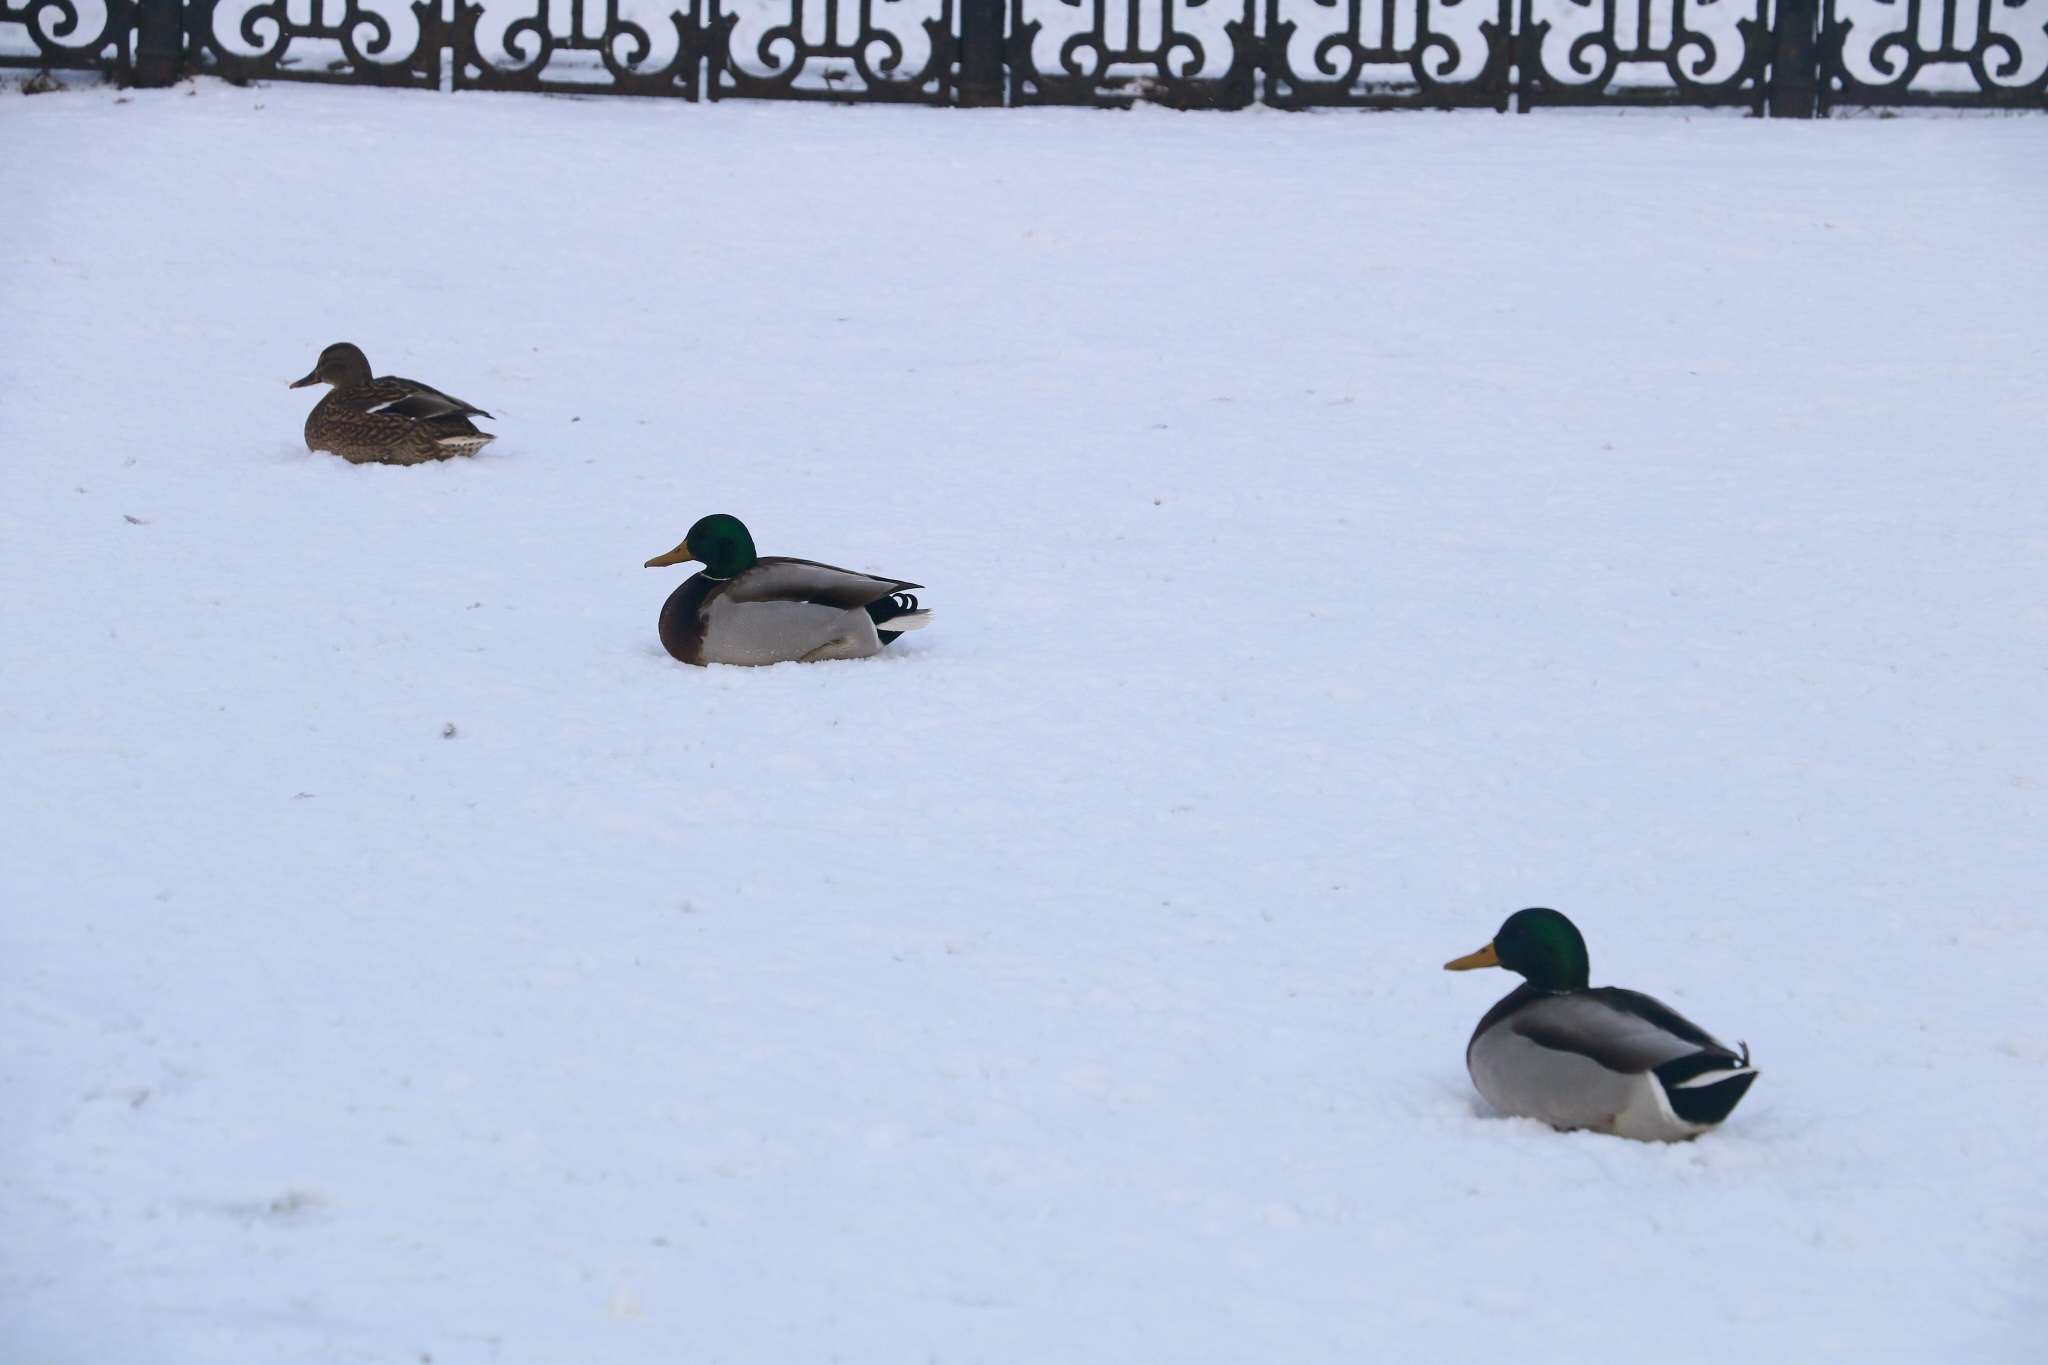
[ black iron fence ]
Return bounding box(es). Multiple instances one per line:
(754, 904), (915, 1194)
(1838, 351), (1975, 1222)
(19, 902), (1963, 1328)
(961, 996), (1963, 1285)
(6, 0), (2045, 112)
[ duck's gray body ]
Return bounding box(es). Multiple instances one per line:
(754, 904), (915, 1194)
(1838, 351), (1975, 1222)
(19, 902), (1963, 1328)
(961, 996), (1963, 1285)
(1467, 985), (1758, 1142)
(658, 558), (927, 666)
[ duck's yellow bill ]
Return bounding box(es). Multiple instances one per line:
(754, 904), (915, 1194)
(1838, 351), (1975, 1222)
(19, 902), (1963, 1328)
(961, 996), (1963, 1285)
(644, 539), (696, 568)
(1444, 942), (1500, 971)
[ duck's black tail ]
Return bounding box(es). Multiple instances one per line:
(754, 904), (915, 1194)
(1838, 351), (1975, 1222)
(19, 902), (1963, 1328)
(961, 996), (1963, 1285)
(867, 592), (932, 644)
(1656, 1044), (1759, 1126)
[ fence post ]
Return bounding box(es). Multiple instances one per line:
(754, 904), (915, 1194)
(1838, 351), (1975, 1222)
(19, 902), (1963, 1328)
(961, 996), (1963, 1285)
(958, 0), (1003, 106)
(1767, 0), (1820, 117)
(133, 0), (184, 86)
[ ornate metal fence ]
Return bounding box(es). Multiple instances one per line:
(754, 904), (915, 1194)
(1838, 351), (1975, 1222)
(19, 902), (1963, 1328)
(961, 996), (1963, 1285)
(6, 0), (2046, 110)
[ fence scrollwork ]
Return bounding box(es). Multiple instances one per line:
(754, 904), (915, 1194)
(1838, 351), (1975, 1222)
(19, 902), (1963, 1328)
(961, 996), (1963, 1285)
(183, 0), (443, 85)
(1260, 0), (1512, 108)
(1820, 0), (2048, 107)
(452, 0), (712, 96)
(5, 0), (2045, 110)
(1516, 0), (1773, 110)
(2, 0), (135, 72)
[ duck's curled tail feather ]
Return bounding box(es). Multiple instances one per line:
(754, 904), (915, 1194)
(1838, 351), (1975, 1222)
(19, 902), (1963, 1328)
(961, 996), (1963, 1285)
(868, 592), (932, 643)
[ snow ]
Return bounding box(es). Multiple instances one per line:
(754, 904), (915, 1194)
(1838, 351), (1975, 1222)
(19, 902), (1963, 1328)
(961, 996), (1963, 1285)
(3, 80), (2046, 1363)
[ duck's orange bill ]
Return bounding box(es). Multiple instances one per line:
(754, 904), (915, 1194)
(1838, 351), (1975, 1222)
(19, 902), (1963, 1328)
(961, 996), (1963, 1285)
(644, 539), (696, 568)
(1443, 942), (1500, 971)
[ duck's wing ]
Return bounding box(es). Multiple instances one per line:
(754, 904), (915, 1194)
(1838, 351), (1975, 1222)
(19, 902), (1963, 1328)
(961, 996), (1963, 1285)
(727, 558), (922, 611)
(1470, 985), (1758, 1137)
(1505, 989), (1732, 1076)
(361, 376), (493, 421)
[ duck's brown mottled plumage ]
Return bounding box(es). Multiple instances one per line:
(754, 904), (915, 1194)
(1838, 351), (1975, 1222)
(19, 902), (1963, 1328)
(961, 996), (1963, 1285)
(292, 342), (494, 466)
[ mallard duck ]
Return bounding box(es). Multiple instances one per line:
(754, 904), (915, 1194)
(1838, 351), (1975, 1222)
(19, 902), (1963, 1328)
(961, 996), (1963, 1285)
(1444, 908), (1758, 1141)
(291, 342), (494, 465)
(644, 514), (931, 666)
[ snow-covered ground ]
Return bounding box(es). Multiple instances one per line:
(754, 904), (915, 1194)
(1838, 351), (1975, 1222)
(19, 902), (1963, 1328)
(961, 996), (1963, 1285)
(3, 81), (2045, 1363)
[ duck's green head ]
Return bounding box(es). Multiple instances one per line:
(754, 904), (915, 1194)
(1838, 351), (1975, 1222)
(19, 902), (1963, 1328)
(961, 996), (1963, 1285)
(1444, 907), (1589, 992)
(645, 513), (757, 579)
(291, 342), (373, 390)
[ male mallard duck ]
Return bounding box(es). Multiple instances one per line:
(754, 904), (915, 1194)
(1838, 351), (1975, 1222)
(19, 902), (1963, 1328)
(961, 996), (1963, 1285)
(291, 342), (494, 465)
(1445, 908), (1758, 1142)
(644, 514), (931, 666)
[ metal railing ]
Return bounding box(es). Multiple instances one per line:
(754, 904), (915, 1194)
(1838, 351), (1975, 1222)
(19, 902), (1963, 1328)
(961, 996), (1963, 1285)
(5, 0), (2045, 112)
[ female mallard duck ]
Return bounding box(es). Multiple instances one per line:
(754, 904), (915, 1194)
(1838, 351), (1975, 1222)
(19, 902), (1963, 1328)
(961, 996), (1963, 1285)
(291, 342), (494, 465)
(645, 514), (931, 666)
(1445, 908), (1758, 1141)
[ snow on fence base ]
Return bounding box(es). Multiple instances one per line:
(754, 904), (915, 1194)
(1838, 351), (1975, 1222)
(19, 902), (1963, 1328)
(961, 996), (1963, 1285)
(3, 0), (2045, 110)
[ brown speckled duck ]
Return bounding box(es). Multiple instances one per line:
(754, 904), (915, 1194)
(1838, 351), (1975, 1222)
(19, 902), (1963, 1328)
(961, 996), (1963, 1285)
(291, 342), (494, 465)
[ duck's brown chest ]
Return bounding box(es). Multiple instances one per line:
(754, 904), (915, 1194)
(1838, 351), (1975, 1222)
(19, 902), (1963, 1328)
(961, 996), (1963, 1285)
(657, 576), (717, 665)
(304, 390), (408, 462)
